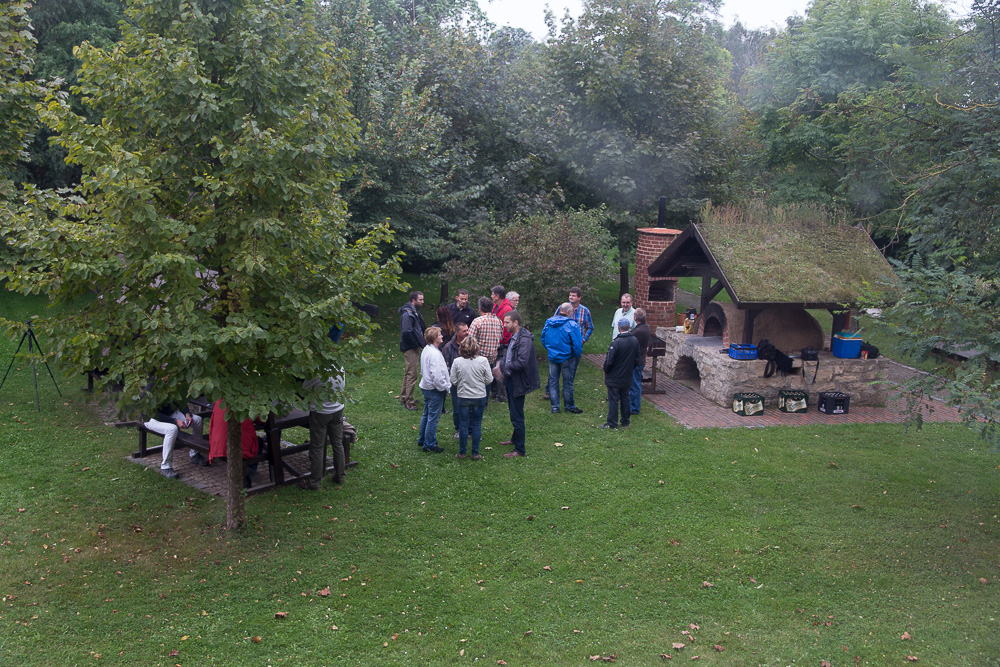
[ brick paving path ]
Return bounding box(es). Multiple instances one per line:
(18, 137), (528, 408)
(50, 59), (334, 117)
(582, 353), (963, 429)
(128, 439), (327, 496)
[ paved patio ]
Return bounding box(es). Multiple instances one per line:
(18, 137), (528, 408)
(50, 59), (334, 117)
(582, 353), (964, 429)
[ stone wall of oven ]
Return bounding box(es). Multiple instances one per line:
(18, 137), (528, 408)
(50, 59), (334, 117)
(654, 327), (890, 407)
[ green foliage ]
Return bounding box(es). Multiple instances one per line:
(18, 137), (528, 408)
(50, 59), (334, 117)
(443, 207), (615, 323)
(322, 0), (460, 266)
(749, 0), (954, 222)
(546, 0), (725, 217)
(3, 0), (403, 426)
(20, 0), (126, 189)
(0, 0), (42, 195)
(867, 258), (1000, 444)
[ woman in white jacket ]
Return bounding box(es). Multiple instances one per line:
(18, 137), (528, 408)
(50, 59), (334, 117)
(449, 335), (493, 459)
(417, 327), (450, 453)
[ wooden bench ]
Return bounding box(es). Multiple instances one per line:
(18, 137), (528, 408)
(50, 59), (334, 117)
(133, 422), (210, 459)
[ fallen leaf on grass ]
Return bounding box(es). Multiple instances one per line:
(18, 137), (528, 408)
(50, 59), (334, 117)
(681, 630), (690, 636)
(331, 625), (338, 630)
(412, 425), (418, 430)
(659, 654), (672, 660)
(497, 661), (507, 666)
(543, 566), (551, 571)
(713, 645), (724, 652)
(901, 631), (912, 640)
(821, 661), (832, 667)
(180, 635), (189, 641)
(252, 636), (262, 642)
(554, 442), (564, 447)
(906, 656), (918, 662)
(672, 642), (685, 650)
(168, 650), (179, 657)
(701, 581), (713, 588)
(561, 506), (570, 510)
(460, 649), (465, 656)
(317, 588), (331, 597)
(524, 630), (533, 636)
(690, 657), (700, 661)
(689, 624), (700, 630)
(274, 612), (288, 619)
(979, 578), (989, 584)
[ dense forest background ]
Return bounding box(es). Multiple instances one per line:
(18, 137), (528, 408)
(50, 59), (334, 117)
(2, 0), (999, 440)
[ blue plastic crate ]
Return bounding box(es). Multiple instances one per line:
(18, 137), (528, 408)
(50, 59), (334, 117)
(728, 343), (757, 360)
(832, 332), (862, 359)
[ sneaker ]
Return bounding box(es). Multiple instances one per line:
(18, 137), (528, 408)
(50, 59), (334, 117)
(551, 407), (560, 413)
(503, 451), (525, 458)
(453, 432), (460, 439)
(423, 446), (445, 453)
(598, 423), (617, 430)
(543, 392), (551, 399)
(566, 407), (583, 414)
(470, 454), (482, 460)
(455, 453), (466, 459)
(190, 452), (210, 467)
(160, 466), (180, 479)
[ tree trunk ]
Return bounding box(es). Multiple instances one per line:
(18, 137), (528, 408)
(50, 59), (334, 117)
(619, 258), (630, 297)
(439, 280), (449, 306)
(224, 415), (245, 530)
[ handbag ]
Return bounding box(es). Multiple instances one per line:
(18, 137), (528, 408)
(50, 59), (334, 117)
(801, 347), (819, 361)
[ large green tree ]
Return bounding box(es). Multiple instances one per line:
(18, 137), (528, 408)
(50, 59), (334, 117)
(0, 0), (41, 198)
(545, 0), (728, 293)
(3, 0), (403, 528)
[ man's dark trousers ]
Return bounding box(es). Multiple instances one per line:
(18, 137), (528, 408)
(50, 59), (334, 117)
(607, 386), (630, 428)
(505, 377), (526, 455)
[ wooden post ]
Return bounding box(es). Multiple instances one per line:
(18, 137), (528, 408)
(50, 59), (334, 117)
(742, 309), (758, 345)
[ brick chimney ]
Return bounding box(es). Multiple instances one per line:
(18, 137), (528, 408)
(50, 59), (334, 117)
(633, 227), (681, 332)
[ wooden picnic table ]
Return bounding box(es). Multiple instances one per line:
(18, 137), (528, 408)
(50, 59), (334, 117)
(129, 406), (354, 494)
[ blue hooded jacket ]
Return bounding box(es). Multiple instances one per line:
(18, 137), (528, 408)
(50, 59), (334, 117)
(541, 315), (583, 363)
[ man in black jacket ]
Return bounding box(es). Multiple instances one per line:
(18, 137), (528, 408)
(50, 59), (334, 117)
(629, 308), (651, 416)
(398, 291), (426, 410)
(602, 318), (641, 429)
(499, 311), (540, 457)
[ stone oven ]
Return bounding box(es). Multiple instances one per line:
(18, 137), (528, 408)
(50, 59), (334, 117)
(640, 204), (900, 408)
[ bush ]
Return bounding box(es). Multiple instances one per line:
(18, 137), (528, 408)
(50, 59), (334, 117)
(444, 208), (615, 326)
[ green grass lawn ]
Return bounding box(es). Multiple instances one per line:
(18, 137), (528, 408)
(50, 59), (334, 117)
(1, 283), (999, 666)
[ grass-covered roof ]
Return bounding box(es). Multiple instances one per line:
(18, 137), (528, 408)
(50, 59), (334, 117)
(652, 202), (900, 306)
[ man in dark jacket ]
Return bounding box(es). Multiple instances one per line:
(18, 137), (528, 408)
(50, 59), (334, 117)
(602, 318), (641, 429)
(499, 311), (540, 457)
(398, 291), (426, 410)
(629, 308), (651, 416)
(541, 302), (583, 414)
(447, 289), (477, 328)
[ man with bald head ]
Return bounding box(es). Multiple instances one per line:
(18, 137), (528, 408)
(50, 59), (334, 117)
(541, 302), (584, 414)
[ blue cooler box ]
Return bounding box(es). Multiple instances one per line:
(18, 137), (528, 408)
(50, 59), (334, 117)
(832, 332), (862, 359)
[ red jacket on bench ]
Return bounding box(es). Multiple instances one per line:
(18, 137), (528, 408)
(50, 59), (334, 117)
(208, 400), (260, 463)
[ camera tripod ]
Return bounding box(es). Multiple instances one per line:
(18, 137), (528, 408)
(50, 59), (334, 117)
(0, 320), (62, 411)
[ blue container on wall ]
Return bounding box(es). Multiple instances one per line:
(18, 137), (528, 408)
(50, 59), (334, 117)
(831, 332), (862, 359)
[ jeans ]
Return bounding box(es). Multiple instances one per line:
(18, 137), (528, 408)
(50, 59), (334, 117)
(505, 378), (526, 455)
(308, 408), (344, 489)
(606, 385), (630, 428)
(457, 396), (488, 455)
(451, 386), (460, 432)
(547, 355), (579, 410)
(418, 388), (447, 450)
(629, 363), (645, 414)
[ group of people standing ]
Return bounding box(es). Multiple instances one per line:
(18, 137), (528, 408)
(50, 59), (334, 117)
(399, 285), (652, 459)
(400, 285), (538, 458)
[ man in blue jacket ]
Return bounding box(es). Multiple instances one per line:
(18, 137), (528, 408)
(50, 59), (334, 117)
(541, 302), (584, 414)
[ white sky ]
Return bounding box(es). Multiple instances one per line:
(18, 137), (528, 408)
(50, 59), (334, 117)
(478, 0), (812, 40)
